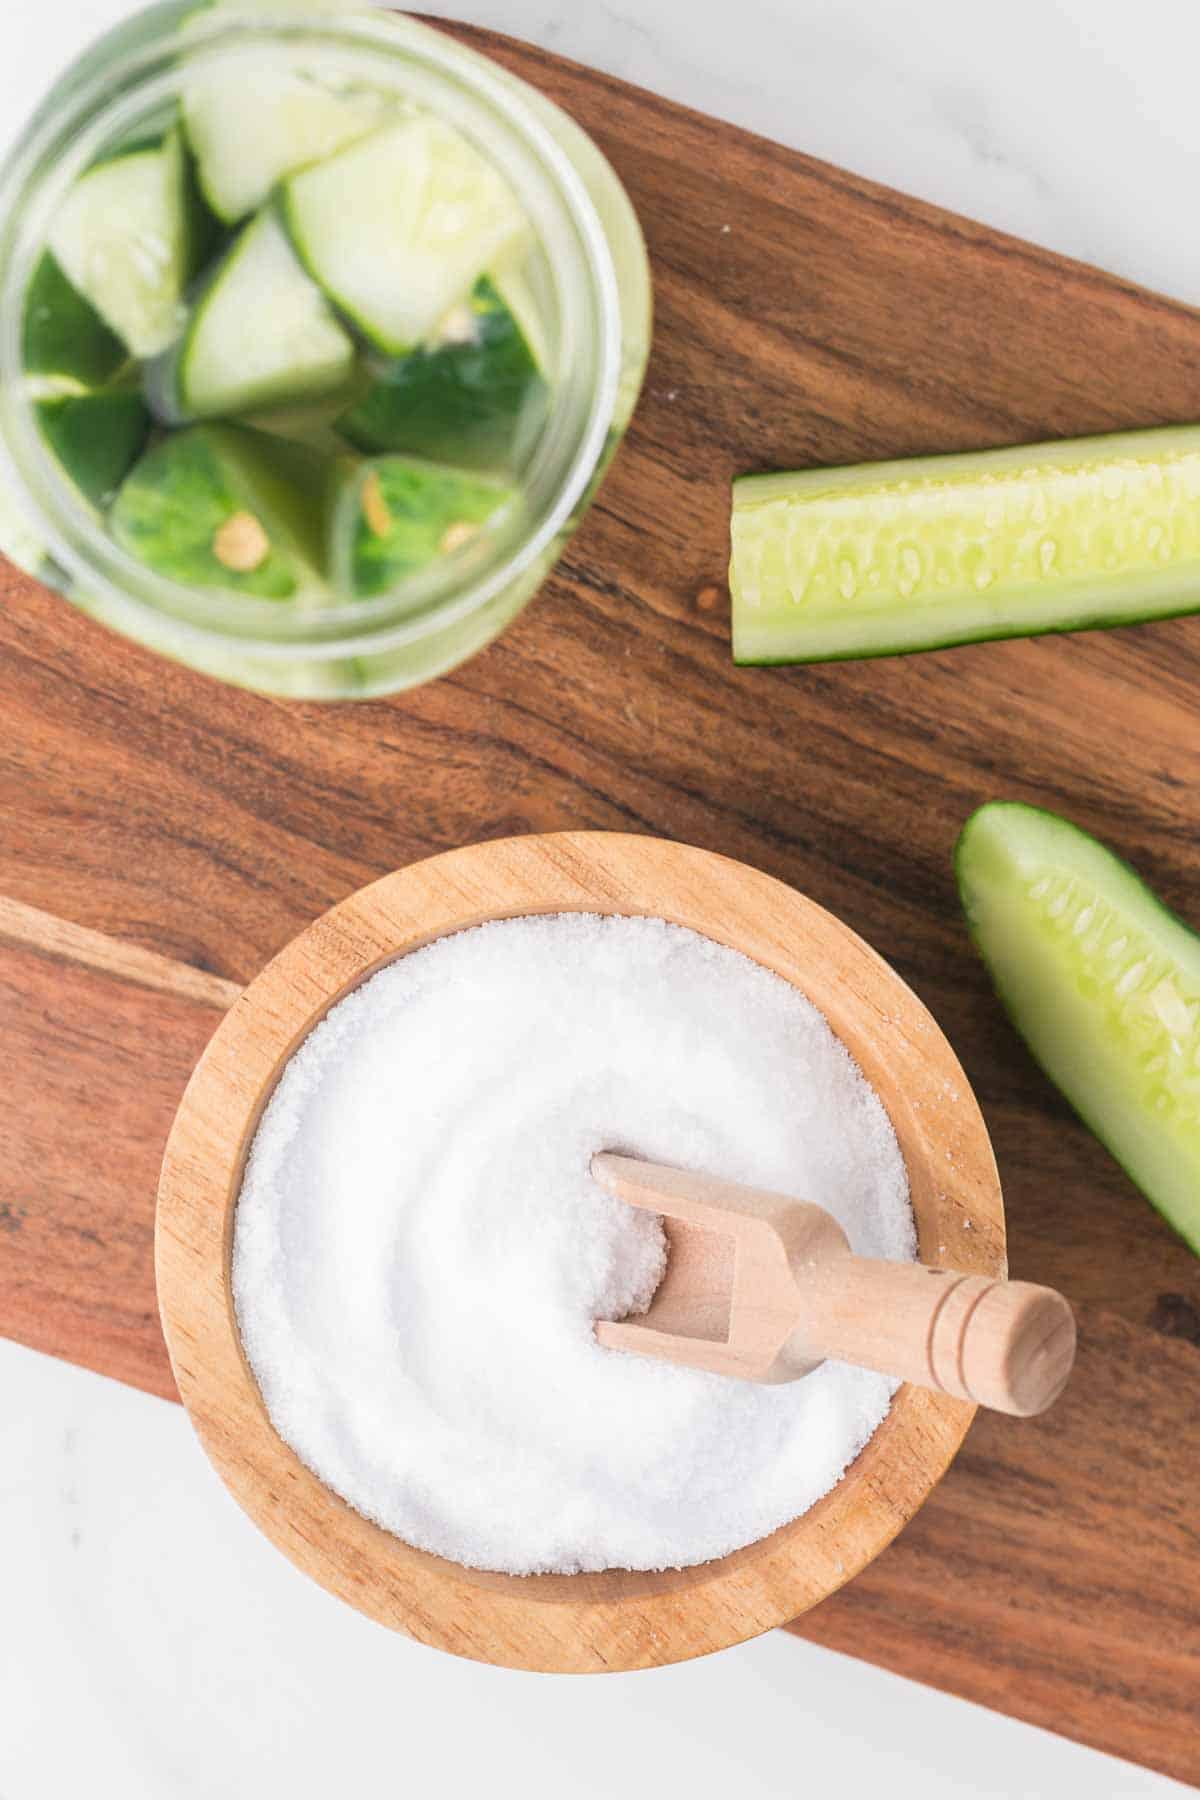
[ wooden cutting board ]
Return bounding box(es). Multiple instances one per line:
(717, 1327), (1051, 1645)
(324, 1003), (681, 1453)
(3, 17), (1199, 1782)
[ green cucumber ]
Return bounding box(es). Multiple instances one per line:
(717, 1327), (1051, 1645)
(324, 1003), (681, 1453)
(22, 253), (129, 388)
(957, 802), (1200, 1255)
(111, 423), (339, 599)
(241, 367), (374, 456)
(731, 425), (1200, 665)
(35, 389), (150, 508)
(183, 55), (393, 225)
(335, 456), (517, 597)
(489, 264), (552, 382)
(149, 209), (355, 422)
(337, 275), (548, 472)
(283, 116), (531, 354)
(48, 127), (203, 358)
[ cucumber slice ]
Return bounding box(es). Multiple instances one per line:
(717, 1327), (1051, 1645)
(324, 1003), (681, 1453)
(183, 56), (393, 225)
(957, 802), (1200, 1255)
(36, 390), (150, 508)
(334, 456), (516, 597)
(283, 116), (531, 354)
(731, 425), (1200, 665)
(337, 276), (548, 471)
(22, 253), (129, 388)
(111, 423), (339, 599)
(151, 209), (355, 422)
(48, 128), (201, 358)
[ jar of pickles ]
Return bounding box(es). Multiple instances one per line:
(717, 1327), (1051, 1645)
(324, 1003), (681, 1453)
(0, 1), (651, 697)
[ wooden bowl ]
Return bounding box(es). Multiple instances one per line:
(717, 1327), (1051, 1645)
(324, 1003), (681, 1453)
(156, 832), (1004, 1672)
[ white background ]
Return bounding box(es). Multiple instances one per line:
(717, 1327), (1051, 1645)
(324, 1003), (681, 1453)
(1, 3), (1196, 1797)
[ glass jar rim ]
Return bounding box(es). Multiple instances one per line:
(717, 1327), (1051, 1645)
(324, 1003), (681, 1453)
(0, 4), (623, 665)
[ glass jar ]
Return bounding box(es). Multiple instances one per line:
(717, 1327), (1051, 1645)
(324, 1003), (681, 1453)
(0, 3), (651, 698)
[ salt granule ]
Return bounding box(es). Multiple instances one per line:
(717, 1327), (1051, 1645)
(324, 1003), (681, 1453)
(233, 914), (915, 1575)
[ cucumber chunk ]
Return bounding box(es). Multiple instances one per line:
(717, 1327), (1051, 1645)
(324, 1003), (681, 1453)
(337, 275), (548, 471)
(111, 423), (338, 599)
(731, 425), (1200, 665)
(22, 253), (129, 388)
(36, 390), (150, 508)
(151, 209), (355, 422)
(335, 456), (516, 597)
(283, 116), (531, 354)
(48, 128), (201, 358)
(183, 56), (393, 225)
(957, 802), (1200, 1255)
(489, 264), (553, 382)
(241, 368), (373, 457)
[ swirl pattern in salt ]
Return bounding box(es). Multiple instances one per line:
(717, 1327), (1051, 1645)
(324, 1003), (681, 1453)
(233, 913), (914, 1575)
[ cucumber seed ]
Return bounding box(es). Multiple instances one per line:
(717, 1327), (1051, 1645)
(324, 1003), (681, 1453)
(437, 302), (478, 346)
(440, 519), (480, 555)
(213, 511), (270, 573)
(361, 472), (393, 538)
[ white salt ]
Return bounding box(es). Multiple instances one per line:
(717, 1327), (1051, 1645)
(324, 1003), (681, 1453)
(233, 914), (915, 1576)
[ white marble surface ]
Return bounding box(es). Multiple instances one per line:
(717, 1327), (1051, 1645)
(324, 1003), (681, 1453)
(2, 3), (1197, 1797)
(1, 1339), (1186, 1800)
(6, 0), (1200, 305)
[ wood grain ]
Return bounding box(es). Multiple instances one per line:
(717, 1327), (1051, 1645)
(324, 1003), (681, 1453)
(798, 1312), (1200, 1778)
(0, 10), (1198, 1772)
(0, 931), (221, 1397)
(0, 893), (243, 1010)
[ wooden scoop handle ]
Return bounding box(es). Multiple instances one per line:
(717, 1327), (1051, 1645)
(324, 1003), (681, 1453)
(592, 1154), (1075, 1412)
(791, 1258), (1076, 1418)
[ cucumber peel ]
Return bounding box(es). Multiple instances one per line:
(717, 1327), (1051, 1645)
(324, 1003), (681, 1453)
(22, 253), (129, 388)
(22, 252), (151, 505)
(151, 209), (355, 422)
(283, 116), (531, 354)
(35, 389), (150, 508)
(957, 801), (1200, 1255)
(111, 423), (339, 599)
(337, 275), (548, 471)
(48, 128), (203, 357)
(336, 456), (516, 597)
(731, 426), (1200, 665)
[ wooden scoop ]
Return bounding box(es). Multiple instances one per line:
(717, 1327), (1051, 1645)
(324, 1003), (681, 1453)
(592, 1154), (1076, 1417)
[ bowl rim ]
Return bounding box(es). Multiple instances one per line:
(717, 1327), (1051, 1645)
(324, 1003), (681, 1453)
(155, 830), (1005, 1672)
